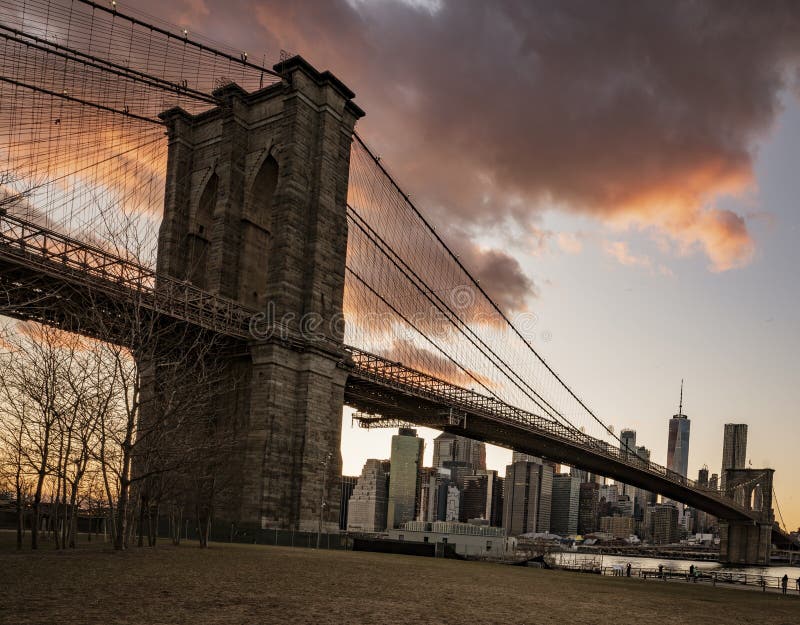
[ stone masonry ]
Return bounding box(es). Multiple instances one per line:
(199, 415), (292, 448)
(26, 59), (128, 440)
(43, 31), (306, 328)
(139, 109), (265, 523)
(718, 468), (775, 566)
(156, 56), (364, 531)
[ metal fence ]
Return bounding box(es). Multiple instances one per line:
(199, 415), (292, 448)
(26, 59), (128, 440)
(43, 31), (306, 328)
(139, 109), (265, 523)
(160, 517), (351, 550)
(557, 560), (799, 594)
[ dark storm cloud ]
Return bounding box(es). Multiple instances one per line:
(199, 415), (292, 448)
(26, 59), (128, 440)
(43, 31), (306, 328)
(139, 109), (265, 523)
(139, 0), (800, 273)
(448, 232), (538, 313)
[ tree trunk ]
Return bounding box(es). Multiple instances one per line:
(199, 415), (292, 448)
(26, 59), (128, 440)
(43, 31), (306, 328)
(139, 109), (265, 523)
(137, 492), (147, 548)
(53, 495), (61, 550)
(67, 469), (84, 549)
(198, 507), (211, 548)
(31, 469), (46, 550)
(170, 505), (183, 546)
(148, 502), (158, 547)
(100, 463), (116, 545)
(113, 474), (130, 551)
(68, 484), (79, 549)
(15, 484), (23, 550)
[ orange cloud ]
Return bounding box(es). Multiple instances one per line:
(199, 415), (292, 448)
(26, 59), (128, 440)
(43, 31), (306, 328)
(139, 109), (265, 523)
(603, 241), (651, 268)
(557, 232), (583, 255)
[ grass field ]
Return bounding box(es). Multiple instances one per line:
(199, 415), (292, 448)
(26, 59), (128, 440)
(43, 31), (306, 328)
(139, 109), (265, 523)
(2, 536), (798, 625)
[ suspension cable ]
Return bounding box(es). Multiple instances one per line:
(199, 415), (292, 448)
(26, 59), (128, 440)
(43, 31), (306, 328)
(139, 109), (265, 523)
(347, 204), (579, 431)
(353, 133), (621, 444)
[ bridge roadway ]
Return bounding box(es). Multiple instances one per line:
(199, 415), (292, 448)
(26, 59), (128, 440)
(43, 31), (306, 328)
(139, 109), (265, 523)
(0, 212), (795, 546)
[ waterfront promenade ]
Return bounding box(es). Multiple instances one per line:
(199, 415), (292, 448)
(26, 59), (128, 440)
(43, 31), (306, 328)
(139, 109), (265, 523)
(553, 552), (800, 594)
(2, 539), (796, 625)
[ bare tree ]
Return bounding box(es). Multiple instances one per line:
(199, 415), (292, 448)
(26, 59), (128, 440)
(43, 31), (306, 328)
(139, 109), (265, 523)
(0, 406), (32, 550)
(0, 324), (74, 549)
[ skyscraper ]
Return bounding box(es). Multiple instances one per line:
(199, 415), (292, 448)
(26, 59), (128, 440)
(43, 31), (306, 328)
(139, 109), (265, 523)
(537, 465), (554, 533)
(418, 467), (461, 523)
(346, 460), (390, 532)
(551, 474), (580, 536)
(644, 504), (680, 544)
(667, 381), (691, 478)
(698, 466), (709, 487)
(721, 424), (748, 490)
(460, 470), (504, 526)
(634, 445), (655, 519)
(503, 460), (553, 536)
(617, 429), (637, 506)
(569, 466), (588, 483)
(620, 429), (637, 456)
(578, 482), (600, 535)
(513, 452), (559, 472)
(339, 475), (358, 530)
(387, 428), (424, 528)
(418, 468), (441, 522)
(432, 432), (486, 471)
(512, 451), (537, 464)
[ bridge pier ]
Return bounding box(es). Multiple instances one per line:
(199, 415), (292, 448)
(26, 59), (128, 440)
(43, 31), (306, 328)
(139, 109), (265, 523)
(719, 521), (772, 566)
(718, 468), (775, 566)
(242, 342), (348, 531)
(155, 56), (363, 531)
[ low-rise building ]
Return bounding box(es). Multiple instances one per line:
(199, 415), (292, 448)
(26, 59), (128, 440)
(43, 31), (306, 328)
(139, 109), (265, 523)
(600, 515), (635, 539)
(643, 504), (680, 545)
(386, 520), (516, 557)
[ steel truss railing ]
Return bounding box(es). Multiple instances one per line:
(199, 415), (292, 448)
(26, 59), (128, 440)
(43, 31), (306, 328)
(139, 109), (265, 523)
(0, 213), (256, 338)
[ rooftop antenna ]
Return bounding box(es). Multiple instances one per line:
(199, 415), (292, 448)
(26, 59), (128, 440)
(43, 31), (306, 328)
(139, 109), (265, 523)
(678, 379), (684, 416)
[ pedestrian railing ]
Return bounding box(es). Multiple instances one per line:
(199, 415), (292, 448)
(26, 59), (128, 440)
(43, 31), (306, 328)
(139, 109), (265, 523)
(635, 567), (796, 593)
(556, 561), (798, 594)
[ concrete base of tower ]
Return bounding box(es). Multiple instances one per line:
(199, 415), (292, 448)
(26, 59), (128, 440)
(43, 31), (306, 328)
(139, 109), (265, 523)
(718, 520), (772, 566)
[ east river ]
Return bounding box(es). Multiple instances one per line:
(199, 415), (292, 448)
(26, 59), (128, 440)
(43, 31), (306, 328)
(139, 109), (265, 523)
(554, 552), (800, 580)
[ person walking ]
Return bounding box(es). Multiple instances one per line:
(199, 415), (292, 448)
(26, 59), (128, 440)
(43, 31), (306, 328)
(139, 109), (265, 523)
(626, 562), (632, 578)
(796, 576), (800, 593)
(688, 564), (694, 581)
(781, 574), (788, 595)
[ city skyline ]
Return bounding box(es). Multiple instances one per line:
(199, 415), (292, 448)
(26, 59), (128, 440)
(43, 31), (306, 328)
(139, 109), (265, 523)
(341, 402), (790, 526)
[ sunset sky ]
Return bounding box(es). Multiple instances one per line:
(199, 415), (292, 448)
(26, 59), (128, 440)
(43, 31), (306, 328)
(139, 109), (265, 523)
(130, 0), (800, 529)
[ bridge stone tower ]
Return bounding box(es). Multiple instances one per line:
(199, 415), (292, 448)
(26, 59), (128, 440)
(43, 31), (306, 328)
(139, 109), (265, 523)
(156, 56), (363, 531)
(719, 468), (774, 565)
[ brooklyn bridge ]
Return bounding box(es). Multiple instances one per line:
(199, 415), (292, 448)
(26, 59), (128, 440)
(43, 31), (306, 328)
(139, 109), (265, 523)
(0, 0), (794, 565)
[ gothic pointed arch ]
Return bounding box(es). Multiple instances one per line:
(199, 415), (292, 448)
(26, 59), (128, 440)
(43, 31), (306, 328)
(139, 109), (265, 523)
(188, 171), (218, 288)
(251, 154), (279, 218)
(239, 154), (279, 307)
(750, 483), (763, 511)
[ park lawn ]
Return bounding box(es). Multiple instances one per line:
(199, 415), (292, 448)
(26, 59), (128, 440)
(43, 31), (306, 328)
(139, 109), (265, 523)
(1, 538), (798, 625)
